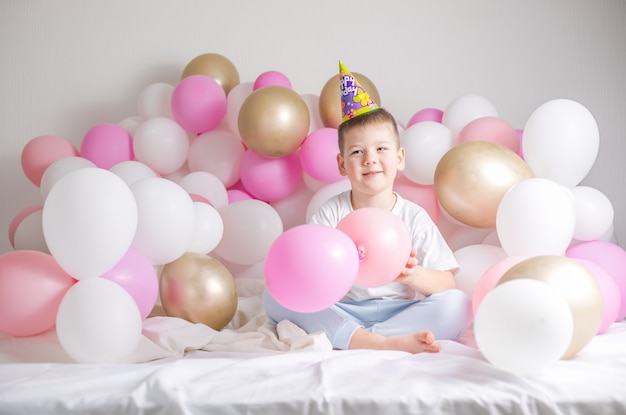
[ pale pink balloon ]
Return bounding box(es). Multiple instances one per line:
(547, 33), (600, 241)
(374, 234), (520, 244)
(21, 135), (79, 187)
(80, 123), (134, 169)
(171, 75), (227, 133)
(406, 108), (443, 127)
(457, 116), (520, 154)
(239, 151), (302, 202)
(472, 256), (526, 315)
(299, 128), (343, 184)
(393, 175), (440, 223)
(253, 70), (292, 90)
(0, 250), (76, 337)
(187, 130), (245, 188)
(337, 207), (412, 287)
(227, 189), (253, 204)
(265, 224), (359, 312)
(8, 205), (43, 248)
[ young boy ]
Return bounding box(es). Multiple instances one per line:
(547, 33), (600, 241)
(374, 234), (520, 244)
(263, 62), (471, 353)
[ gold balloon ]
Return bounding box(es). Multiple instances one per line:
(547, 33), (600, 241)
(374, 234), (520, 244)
(159, 253), (238, 330)
(498, 255), (604, 359)
(181, 53), (240, 95)
(238, 85), (310, 157)
(318, 72), (381, 129)
(434, 141), (533, 228)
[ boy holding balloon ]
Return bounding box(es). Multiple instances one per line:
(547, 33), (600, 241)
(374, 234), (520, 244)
(264, 62), (471, 353)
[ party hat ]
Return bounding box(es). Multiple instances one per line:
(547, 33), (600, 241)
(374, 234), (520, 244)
(339, 61), (379, 123)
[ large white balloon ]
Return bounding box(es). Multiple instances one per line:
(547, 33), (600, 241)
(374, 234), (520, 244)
(40, 156), (96, 201)
(305, 178), (351, 222)
(187, 130), (244, 188)
(188, 201), (224, 255)
(178, 171), (229, 210)
(401, 121), (454, 185)
(133, 117), (190, 175)
(571, 185), (614, 241)
(441, 94), (498, 138)
(496, 178), (576, 257)
(474, 279), (574, 375)
(130, 177), (195, 265)
(453, 244), (508, 302)
(137, 82), (174, 120)
(42, 168), (137, 279)
(522, 99), (599, 188)
(56, 278), (142, 363)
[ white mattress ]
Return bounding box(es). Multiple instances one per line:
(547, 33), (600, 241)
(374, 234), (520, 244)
(1, 278), (625, 414)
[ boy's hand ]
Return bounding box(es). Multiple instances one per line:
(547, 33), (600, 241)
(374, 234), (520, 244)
(394, 247), (419, 285)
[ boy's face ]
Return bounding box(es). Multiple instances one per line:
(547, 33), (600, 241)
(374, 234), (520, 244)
(337, 122), (405, 197)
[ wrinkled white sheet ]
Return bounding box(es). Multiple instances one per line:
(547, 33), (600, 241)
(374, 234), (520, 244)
(1, 277), (625, 414)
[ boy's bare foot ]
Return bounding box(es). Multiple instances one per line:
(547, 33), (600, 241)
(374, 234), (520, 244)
(348, 329), (439, 353)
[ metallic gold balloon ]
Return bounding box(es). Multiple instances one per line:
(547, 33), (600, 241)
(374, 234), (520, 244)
(498, 255), (604, 359)
(434, 141), (533, 228)
(159, 253), (238, 330)
(181, 53), (240, 95)
(238, 85), (310, 157)
(318, 72), (381, 129)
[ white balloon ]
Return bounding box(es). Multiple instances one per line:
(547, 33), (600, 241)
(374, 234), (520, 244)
(187, 130), (245, 188)
(178, 171), (229, 210)
(571, 185), (614, 241)
(56, 278), (142, 363)
(109, 160), (158, 186)
(305, 179), (352, 222)
(137, 82), (174, 120)
(118, 115), (142, 135)
(301, 93), (325, 135)
(40, 156), (96, 201)
(271, 179), (315, 230)
(133, 117), (190, 175)
(13, 210), (48, 253)
(522, 99), (599, 188)
(474, 279), (573, 375)
(496, 178), (576, 257)
(42, 168), (137, 279)
(401, 121), (454, 185)
(130, 177), (195, 265)
(453, 244), (508, 301)
(225, 82), (253, 138)
(442, 94), (498, 138)
(214, 199), (283, 265)
(188, 201), (224, 254)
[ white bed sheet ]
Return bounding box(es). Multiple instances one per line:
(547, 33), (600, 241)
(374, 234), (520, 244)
(1, 278), (625, 415)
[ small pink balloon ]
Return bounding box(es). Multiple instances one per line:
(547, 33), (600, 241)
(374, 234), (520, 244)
(239, 151), (302, 202)
(0, 250), (76, 337)
(457, 116), (520, 154)
(406, 108), (444, 127)
(99, 248), (159, 319)
(253, 70), (292, 90)
(299, 128), (343, 183)
(80, 123), (134, 169)
(264, 224), (359, 312)
(171, 75), (227, 133)
(8, 205), (43, 248)
(573, 258), (621, 334)
(337, 208), (412, 287)
(227, 189), (253, 204)
(472, 256), (526, 315)
(516, 129), (524, 158)
(566, 240), (626, 321)
(21, 135), (79, 186)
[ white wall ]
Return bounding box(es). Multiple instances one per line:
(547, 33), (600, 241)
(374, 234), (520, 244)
(1, 0), (625, 254)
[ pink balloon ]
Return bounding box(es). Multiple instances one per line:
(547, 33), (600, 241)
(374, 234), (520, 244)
(472, 256), (526, 315)
(573, 258), (621, 334)
(239, 151), (302, 202)
(299, 128), (343, 183)
(457, 116), (520, 154)
(8, 205), (43, 248)
(80, 123), (134, 169)
(171, 75), (227, 133)
(99, 248), (158, 320)
(21, 135), (79, 186)
(227, 189), (253, 204)
(566, 240), (626, 321)
(406, 108), (443, 127)
(393, 175), (440, 223)
(516, 129), (524, 159)
(253, 70), (293, 90)
(264, 224), (359, 312)
(337, 208), (412, 287)
(0, 250), (76, 337)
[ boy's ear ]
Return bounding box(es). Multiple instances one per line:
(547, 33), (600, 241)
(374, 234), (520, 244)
(336, 153), (348, 176)
(397, 147), (406, 171)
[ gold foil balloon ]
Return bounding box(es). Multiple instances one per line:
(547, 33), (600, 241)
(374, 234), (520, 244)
(238, 85), (310, 157)
(159, 253), (238, 330)
(498, 255), (604, 359)
(318, 72), (381, 129)
(181, 53), (240, 95)
(434, 141), (533, 228)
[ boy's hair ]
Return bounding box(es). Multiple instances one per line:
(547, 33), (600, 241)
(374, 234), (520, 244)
(337, 107), (400, 155)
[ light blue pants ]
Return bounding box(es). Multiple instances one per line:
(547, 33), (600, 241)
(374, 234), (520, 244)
(263, 289), (472, 350)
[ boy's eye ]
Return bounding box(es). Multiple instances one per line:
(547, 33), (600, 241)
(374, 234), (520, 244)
(350, 149), (363, 156)
(377, 147), (388, 152)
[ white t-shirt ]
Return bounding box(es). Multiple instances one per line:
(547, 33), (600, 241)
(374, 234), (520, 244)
(310, 190), (459, 301)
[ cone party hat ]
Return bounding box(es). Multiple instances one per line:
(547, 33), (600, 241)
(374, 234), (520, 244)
(339, 61), (379, 123)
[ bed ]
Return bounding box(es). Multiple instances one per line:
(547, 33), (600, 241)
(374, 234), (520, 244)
(1, 277), (625, 415)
